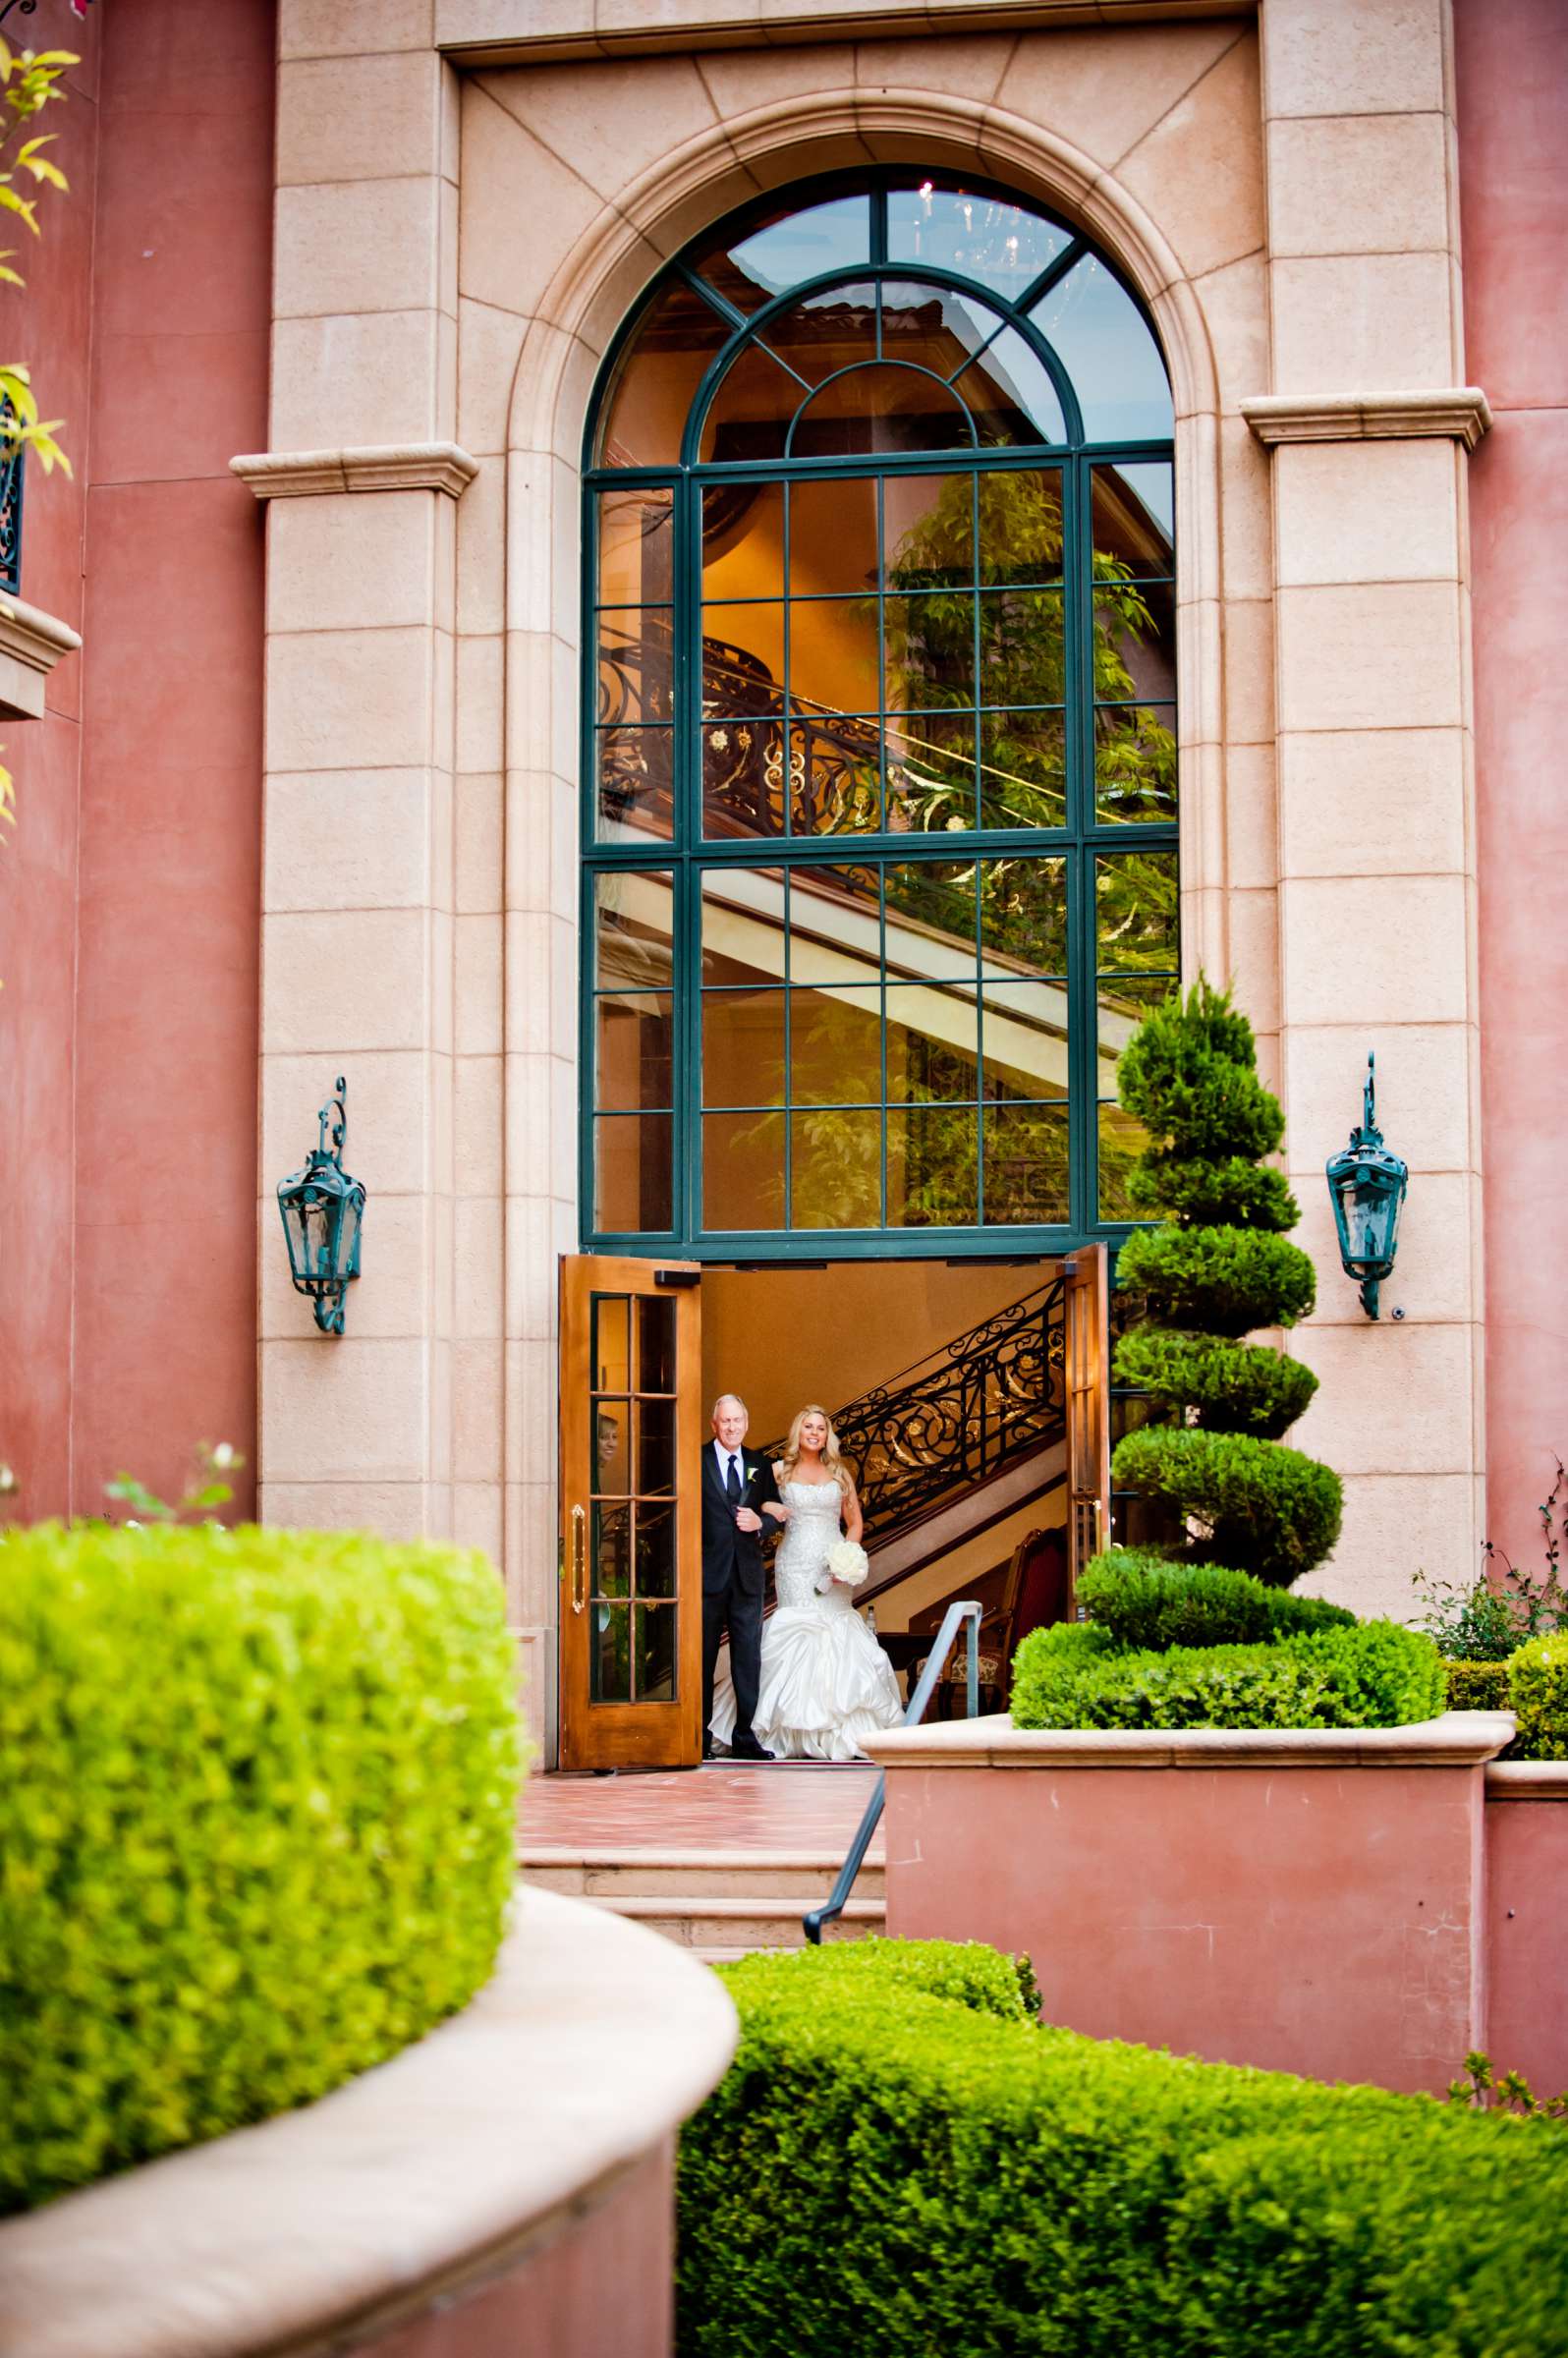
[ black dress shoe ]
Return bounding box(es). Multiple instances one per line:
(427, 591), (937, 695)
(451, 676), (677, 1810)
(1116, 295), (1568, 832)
(731, 1737), (769, 1761)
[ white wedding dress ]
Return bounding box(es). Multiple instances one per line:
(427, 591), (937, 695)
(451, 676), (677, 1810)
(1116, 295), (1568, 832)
(709, 1478), (903, 1762)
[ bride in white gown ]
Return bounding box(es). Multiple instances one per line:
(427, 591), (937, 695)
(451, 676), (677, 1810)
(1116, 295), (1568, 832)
(709, 1405), (903, 1763)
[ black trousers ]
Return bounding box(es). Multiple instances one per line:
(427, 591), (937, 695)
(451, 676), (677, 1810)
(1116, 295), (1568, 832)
(702, 1578), (763, 1750)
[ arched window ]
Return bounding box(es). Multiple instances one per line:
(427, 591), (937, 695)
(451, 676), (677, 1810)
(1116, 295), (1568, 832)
(582, 172), (1177, 1256)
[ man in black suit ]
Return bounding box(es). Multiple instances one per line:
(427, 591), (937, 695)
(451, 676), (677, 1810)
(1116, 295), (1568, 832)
(701, 1392), (782, 1761)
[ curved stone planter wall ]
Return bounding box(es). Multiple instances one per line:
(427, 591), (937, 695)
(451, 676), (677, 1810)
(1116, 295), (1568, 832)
(0, 1888), (737, 2358)
(864, 1711), (1525, 2096)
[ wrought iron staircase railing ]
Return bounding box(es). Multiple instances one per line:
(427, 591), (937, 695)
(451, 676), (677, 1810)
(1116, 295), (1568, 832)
(760, 1276), (1067, 1559)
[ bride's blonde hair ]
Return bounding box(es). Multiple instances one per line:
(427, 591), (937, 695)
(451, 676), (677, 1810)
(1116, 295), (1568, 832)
(778, 1402), (854, 1495)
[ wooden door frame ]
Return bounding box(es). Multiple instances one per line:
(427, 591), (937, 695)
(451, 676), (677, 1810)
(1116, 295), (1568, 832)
(1063, 1241), (1112, 1604)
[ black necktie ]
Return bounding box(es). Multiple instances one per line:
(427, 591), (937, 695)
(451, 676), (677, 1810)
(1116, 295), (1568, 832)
(726, 1453), (742, 1503)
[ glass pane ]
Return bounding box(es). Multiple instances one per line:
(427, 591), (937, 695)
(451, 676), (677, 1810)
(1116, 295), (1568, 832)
(789, 593), (880, 716)
(636, 1398), (676, 1496)
(796, 714), (882, 836)
(591, 1295), (630, 1393)
(983, 980), (1070, 1101)
(952, 326), (1067, 446)
(980, 586), (1065, 703)
(703, 718), (788, 840)
(702, 478), (784, 605)
(977, 469), (1063, 585)
(883, 472), (975, 591)
(1094, 703), (1178, 825)
(771, 280), (879, 381)
(1030, 254), (1172, 442)
(886, 982), (978, 1101)
(887, 1104), (978, 1226)
(790, 476), (877, 596)
(791, 1107), (882, 1229)
(593, 1112), (673, 1232)
(879, 279), (1005, 379)
(702, 603), (786, 714)
(700, 339), (806, 466)
(598, 610), (673, 728)
(883, 861), (976, 975)
(980, 855), (1067, 973)
(634, 1601), (678, 1702)
(1098, 1101), (1149, 1220)
(1094, 570), (1175, 705)
(1092, 462), (1175, 567)
(595, 727), (673, 840)
(637, 1296), (676, 1393)
(980, 708), (1066, 830)
(598, 280), (732, 466)
(597, 486), (674, 606)
(636, 1501), (677, 1598)
(594, 870), (673, 988)
(703, 1109), (785, 1229)
(1095, 851), (1179, 974)
(591, 1501), (631, 1595)
(595, 991), (673, 1112)
(884, 590), (976, 708)
(983, 1102), (1070, 1224)
(1096, 975), (1176, 1099)
(703, 989), (786, 1107)
(789, 362), (975, 459)
(692, 194), (871, 310)
(885, 711), (978, 834)
(790, 986), (882, 1105)
(887, 183), (1073, 300)
(701, 866), (785, 984)
(590, 1600), (632, 1700)
(593, 1405), (630, 1497)
(787, 863), (880, 984)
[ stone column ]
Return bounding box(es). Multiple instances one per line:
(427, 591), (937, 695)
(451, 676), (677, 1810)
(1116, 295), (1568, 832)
(1253, 0), (1487, 1606)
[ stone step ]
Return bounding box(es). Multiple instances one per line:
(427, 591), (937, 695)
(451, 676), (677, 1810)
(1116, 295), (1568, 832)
(576, 1891), (883, 1950)
(523, 1848), (885, 1903)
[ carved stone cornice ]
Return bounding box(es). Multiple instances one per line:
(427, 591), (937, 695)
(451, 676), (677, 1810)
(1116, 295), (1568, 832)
(0, 593), (82, 721)
(230, 444), (479, 500)
(1241, 389), (1493, 452)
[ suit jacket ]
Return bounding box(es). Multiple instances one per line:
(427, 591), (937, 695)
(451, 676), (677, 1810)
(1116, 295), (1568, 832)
(700, 1445), (782, 1599)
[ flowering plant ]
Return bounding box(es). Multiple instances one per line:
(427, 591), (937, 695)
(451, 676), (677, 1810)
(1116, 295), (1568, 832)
(826, 1539), (869, 1588)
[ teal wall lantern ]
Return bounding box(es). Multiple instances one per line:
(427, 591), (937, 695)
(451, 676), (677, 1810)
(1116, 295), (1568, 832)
(1325, 1053), (1408, 1320)
(277, 1075), (365, 1335)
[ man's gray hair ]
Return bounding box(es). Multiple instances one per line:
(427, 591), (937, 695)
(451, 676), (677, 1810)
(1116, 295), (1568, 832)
(710, 1391), (749, 1419)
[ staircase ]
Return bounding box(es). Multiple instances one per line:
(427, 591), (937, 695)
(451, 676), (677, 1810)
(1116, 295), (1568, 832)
(523, 1847), (884, 1962)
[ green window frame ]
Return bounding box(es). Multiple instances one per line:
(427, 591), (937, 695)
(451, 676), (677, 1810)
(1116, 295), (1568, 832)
(581, 170), (1178, 1261)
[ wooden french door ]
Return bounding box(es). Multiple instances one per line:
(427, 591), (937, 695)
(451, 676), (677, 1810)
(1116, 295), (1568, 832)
(1063, 1243), (1112, 1600)
(558, 1255), (703, 1770)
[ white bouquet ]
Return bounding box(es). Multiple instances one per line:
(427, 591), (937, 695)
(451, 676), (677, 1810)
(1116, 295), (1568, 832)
(825, 1539), (869, 1588)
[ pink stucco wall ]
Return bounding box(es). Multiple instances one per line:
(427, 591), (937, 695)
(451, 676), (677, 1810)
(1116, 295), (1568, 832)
(0, 0), (270, 1520)
(1457, 0), (1568, 1564)
(1483, 1769), (1568, 2097)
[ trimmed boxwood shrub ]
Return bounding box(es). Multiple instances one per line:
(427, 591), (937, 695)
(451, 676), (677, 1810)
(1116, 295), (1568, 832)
(1112, 982), (1341, 1588)
(678, 1942), (1568, 2358)
(1077, 1551), (1355, 1652)
(1444, 1656), (1511, 1713)
(0, 1522), (524, 2215)
(1010, 1617), (1443, 1732)
(1508, 1631), (1568, 1761)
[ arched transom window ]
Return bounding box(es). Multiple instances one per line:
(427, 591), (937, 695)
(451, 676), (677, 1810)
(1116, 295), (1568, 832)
(583, 172), (1177, 1256)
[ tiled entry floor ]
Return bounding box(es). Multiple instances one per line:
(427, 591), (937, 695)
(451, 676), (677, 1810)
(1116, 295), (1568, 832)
(522, 1761), (882, 1861)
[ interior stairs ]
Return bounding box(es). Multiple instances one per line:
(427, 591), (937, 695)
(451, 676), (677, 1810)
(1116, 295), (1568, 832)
(522, 1847), (884, 1962)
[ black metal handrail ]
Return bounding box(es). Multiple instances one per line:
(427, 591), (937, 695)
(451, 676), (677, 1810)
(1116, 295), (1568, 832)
(803, 1598), (981, 1945)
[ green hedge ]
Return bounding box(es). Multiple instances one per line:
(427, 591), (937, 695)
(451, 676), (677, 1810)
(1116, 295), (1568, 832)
(1509, 1632), (1568, 1761)
(1111, 1329), (1318, 1438)
(1111, 1426), (1344, 1587)
(0, 1522), (523, 2215)
(1010, 1618), (1443, 1732)
(679, 1943), (1568, 2358)
(1076, 1552), (1356, 1651)
(1115, 1224), (1317, 1337)
(1444, 1657), (1511, 1713)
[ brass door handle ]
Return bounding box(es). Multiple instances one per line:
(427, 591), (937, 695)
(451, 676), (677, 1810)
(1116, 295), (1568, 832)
(571, 1504), (587, 1614)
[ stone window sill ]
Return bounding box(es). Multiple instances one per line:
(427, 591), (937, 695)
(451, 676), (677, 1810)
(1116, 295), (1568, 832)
(0, 593), (82, 720)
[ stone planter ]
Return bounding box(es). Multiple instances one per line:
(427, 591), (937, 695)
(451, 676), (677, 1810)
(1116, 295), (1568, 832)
(863, 1710), (1519, 2095)
(0, 1887), (737, 2358)
(1484, 1757), (1568, 2096)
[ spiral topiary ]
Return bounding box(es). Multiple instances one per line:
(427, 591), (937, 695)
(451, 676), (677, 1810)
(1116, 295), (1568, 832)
(1111, 978), (1342, 1588)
